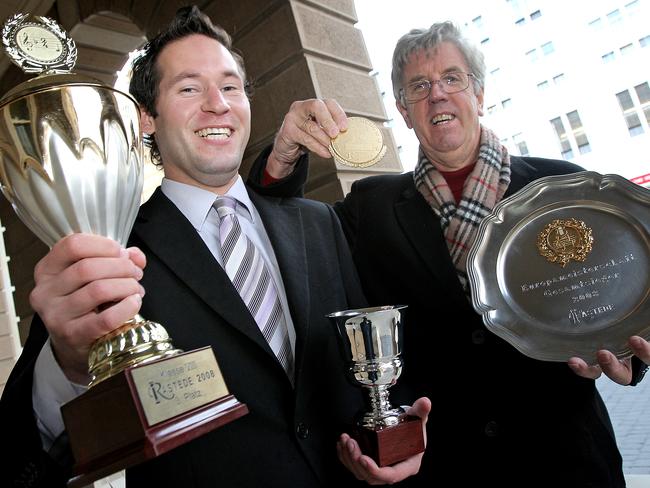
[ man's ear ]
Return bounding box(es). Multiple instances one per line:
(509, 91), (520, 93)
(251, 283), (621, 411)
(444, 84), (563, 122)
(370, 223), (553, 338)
(476, 87), (485, 117)
(395, 99), (413, 129)
(140, 108), (156, 135)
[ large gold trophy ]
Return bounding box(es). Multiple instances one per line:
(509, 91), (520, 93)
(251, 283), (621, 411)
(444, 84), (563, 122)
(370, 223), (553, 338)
(0, 13), (247, 487)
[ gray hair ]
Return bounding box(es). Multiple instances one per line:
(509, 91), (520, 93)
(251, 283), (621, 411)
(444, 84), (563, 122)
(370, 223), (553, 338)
(391, 21), (485, 105)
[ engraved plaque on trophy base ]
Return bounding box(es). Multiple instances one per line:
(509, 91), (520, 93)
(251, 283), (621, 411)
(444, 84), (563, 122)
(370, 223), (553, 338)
(62, 348), (248, 487)
(353, 415), (424, 467)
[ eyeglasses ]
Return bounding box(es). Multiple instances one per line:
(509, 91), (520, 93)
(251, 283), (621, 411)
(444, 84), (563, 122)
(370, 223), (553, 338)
(400, 72), (475, 103)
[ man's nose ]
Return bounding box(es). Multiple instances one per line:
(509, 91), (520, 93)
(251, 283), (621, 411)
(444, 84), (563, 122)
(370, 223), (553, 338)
(202, 87), (230, 113)
(428, 80), (447, 102)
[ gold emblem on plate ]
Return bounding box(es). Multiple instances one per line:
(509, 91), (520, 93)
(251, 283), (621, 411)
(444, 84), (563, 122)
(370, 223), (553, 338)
(2, 13), (77, 73)
(537, 218), (594, 267)
(329, 116), (387, 168)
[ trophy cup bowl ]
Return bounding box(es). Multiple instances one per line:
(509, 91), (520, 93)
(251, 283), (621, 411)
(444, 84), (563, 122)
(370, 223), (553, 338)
(0, 14), (247, 486)
(0, 73), (181, 385)
(327, 305), (424, 466)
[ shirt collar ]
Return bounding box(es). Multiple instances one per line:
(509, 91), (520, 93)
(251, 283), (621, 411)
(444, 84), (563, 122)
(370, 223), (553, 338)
(160, 175), (255, 231)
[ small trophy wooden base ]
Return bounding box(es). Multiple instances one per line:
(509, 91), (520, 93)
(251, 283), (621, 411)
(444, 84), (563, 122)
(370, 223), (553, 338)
(353, 415), (425, 467)
(61, 347), (247, 487)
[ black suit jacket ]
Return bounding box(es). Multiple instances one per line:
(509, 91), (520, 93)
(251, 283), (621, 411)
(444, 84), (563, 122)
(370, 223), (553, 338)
(0, 186), (367, 488)
(250, 154), (627, 488)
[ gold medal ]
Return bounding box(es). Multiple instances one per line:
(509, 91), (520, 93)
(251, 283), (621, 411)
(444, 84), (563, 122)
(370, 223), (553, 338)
(2, 13), (77, 74)
(537, 218), (594, 267)
(329, 117), (387, 168)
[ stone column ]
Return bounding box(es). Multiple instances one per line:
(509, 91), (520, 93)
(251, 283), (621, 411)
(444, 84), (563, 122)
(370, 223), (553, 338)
(205, 0), (403, 202)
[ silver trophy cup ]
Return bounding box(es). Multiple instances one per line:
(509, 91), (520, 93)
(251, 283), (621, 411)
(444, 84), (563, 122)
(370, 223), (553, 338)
(327, 305), (424, 466)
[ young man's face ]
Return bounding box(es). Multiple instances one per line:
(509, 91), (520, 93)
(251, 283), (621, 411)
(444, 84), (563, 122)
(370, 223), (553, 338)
(142, 34), (251, 193)
(396, 42), (484, 171)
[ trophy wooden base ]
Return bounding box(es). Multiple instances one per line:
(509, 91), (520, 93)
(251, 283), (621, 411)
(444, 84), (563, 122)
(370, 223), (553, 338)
(353, 415), (425, 467)
(61, 348), (248, 488)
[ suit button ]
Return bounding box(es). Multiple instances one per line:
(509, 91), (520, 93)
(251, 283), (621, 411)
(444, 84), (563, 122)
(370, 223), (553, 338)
(484, 421), (499, 437)
(296, 422), (309, 439)
(471, 329), (486, 344)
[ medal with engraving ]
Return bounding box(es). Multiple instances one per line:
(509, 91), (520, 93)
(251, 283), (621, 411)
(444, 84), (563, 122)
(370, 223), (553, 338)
(329, 116), (387, 168)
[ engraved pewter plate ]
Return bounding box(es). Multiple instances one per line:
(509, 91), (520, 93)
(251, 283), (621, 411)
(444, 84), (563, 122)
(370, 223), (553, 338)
(467, 172), (650, 363)
(2, 13), (77, 73)
(329, 117), (387, 168)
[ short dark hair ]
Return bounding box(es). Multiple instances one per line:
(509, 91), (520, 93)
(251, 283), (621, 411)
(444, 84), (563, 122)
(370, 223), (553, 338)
(129, 5), (251, 165)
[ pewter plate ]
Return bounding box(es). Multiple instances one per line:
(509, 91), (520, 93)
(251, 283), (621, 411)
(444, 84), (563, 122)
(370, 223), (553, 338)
(467, 171), (650, 363)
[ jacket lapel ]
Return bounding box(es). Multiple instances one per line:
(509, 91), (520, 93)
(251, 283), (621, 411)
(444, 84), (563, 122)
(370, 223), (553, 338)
(133, 188), (273, 356)
(394, 182), (467, 300)
(248, 191), (311, 372)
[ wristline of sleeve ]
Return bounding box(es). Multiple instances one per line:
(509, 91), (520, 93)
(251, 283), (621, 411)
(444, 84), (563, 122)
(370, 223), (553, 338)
(246, 144), (309, 198)
(630, 355), (649, 386)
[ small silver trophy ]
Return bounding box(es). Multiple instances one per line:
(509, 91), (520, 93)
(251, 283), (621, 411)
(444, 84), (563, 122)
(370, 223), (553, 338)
(327, 305), (424, 466)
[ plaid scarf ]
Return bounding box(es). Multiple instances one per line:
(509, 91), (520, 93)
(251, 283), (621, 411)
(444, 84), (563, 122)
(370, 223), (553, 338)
(413, 126), (511, 293)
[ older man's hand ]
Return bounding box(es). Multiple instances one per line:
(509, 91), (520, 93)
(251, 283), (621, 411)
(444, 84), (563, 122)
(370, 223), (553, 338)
(568, 336), (650, 385)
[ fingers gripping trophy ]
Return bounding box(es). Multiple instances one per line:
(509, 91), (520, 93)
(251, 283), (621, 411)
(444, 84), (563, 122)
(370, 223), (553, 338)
(0, 13), (246, 486)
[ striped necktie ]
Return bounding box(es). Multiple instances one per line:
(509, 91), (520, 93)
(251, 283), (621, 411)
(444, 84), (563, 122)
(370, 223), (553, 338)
(214, 197), (294, 380)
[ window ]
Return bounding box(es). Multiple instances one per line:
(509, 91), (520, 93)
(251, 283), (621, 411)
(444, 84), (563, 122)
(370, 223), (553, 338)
(607, 9), (622, 26)
(553, 73), (565, 85)
(588, 18), (602, 30)
(481, 37), (490, 46)
(602, 51), (615, 63)
(537, 80), (549, 91)
(566, 110), (591, 154)
(634, 82), (650, 125)
(490, 68), (501, 76)
(625, 0), (640, 14)
(541, 41), (555, 55)
(526, 48), (538, 62)
(513, 133), (529, 156)
(502, 98), (512, 109)
(516, 17), (526, 26)
(472, 16), (484, 28)
(640, 35), (650, 48)
(616, 90), (644, 136)
(487, 105), (497, 115)
(550, 117), (573, 159)
(530, 10), (542, 20)
(620, 43), (634, 55)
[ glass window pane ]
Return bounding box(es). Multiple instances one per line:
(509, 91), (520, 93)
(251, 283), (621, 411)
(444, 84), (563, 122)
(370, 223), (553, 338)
(550, 117), (573, 157)
(530, 10), (542, 20)
(620, 43), (634, 55)
(553, 73), (565, 84)
(634, 82), (650, 125)
(607, 9), (622, 25)
(589, 18), (602, 30)
(566, 110), (590, 150)
(640, 35), (650, 48)
(526, 49), (538, 62)
(541, 41), (554, 55)
(602, 51), (615, 63)
(616, 90), (643, 135)
(513, 133), (529, 156)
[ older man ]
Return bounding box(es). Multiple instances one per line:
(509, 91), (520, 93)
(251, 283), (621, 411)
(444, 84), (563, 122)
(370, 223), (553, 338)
(251, 21), (650, 487)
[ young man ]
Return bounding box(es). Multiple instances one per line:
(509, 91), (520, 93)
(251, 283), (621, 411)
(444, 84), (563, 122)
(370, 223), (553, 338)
(0, 7), (428, 487)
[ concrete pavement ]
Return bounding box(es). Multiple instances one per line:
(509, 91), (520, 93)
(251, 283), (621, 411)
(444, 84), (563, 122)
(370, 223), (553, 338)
(597, 373), (650, 483)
